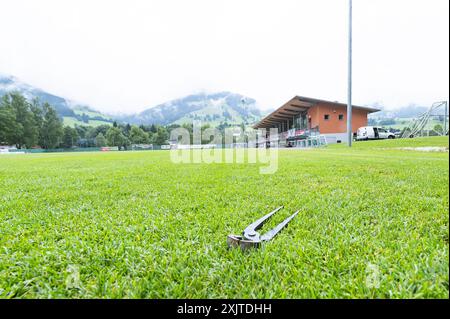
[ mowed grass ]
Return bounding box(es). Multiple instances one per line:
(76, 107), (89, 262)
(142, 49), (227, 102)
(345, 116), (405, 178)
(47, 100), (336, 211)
(0, 137), (448, 298)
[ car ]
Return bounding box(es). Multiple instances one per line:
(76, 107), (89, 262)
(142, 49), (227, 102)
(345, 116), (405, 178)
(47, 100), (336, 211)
(356, 126), (396, 140)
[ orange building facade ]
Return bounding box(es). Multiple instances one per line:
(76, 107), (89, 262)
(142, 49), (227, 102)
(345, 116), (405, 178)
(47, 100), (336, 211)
(254, 96), (380, 144)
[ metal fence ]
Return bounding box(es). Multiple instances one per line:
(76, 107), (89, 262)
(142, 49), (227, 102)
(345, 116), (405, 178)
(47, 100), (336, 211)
(4, 141), (328, 154)
(6, 145), (165, 154)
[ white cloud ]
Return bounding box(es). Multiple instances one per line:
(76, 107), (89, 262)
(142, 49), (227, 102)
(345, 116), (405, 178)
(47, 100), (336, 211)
(0, 0), (448, 113)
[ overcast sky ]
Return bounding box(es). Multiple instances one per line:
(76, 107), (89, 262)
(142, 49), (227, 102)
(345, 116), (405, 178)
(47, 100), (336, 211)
(0, 0), (448, 113)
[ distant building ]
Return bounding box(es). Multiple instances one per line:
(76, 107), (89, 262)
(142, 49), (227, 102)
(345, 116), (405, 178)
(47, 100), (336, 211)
(253, 96), (380, 144)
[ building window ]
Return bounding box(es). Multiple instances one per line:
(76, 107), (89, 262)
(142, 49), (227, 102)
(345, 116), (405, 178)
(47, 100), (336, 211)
(324, 114), (330, 120)
(339, 114), (344, 120)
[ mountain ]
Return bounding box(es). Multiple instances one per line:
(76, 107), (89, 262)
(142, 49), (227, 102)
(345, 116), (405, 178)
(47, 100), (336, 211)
(1, 74), (263, 127)
(117, 92), (262, 126)
(0, 74), (112, 127)
(368, 104), (429, 119)
(366, 104), (442, 130)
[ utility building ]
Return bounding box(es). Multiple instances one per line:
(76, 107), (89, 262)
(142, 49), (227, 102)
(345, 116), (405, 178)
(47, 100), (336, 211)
(253, 96), (380, 145)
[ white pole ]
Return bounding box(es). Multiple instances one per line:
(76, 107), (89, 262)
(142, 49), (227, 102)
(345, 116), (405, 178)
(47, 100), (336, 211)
(347, 0), (353, 146)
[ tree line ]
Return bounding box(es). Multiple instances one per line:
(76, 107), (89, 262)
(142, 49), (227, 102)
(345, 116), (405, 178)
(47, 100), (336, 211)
(76, 122), (170, 149)
(0, 92), (171, 149)
(0, 92), (63, 149)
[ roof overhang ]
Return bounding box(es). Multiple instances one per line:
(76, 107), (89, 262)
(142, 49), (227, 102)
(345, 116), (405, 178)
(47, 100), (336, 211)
(253, 96), (381, 129)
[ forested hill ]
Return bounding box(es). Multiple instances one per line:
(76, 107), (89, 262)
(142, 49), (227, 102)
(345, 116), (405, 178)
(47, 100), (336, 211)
(1, 74), (262, 127)
(115, 92), (262, 126)
(0, 74), (112, 127)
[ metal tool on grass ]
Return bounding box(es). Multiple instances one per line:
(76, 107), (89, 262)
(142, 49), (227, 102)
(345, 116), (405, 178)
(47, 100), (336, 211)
(227, 206), (299, 250)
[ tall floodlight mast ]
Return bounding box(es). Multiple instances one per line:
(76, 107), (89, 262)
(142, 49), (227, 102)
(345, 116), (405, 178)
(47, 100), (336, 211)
(347, 0), (353, 147)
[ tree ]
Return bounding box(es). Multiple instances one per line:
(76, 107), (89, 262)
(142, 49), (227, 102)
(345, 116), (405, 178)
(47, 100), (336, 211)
(433, 124), (443, 135)
(40, 103), (63, 149)
(106, 126), (129, 149)
(124, 123), (132, 136)
(129, 125), (150, 144)
(201, 124), (212, 144)
(30, 98), (43, 145)
(86, 124), (110, 139)
(379, 119), (396, 126)
(62, 126), (79, 148)
(6, 92), (27, 148)
(95, 132), (107, 147)
(74, 125), (88, 139)
(2, 92), (39, 148)
(152, 126), (169, 145)
(0, 100), (18, 145)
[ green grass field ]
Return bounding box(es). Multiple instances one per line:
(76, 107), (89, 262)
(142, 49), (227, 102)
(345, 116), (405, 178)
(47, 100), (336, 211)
(62, 116), (112, 128)
(72, 109), (112, 120)
(0, 137), (448, 298)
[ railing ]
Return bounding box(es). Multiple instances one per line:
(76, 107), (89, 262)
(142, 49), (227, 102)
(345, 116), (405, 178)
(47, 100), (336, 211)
(293, 135), (328, 148)
(254, 127), (321, 148)
(279, 127), (320, 140)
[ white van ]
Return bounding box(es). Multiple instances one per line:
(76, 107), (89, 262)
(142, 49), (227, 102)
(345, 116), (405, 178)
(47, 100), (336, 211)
(356, 126), (395, 140)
